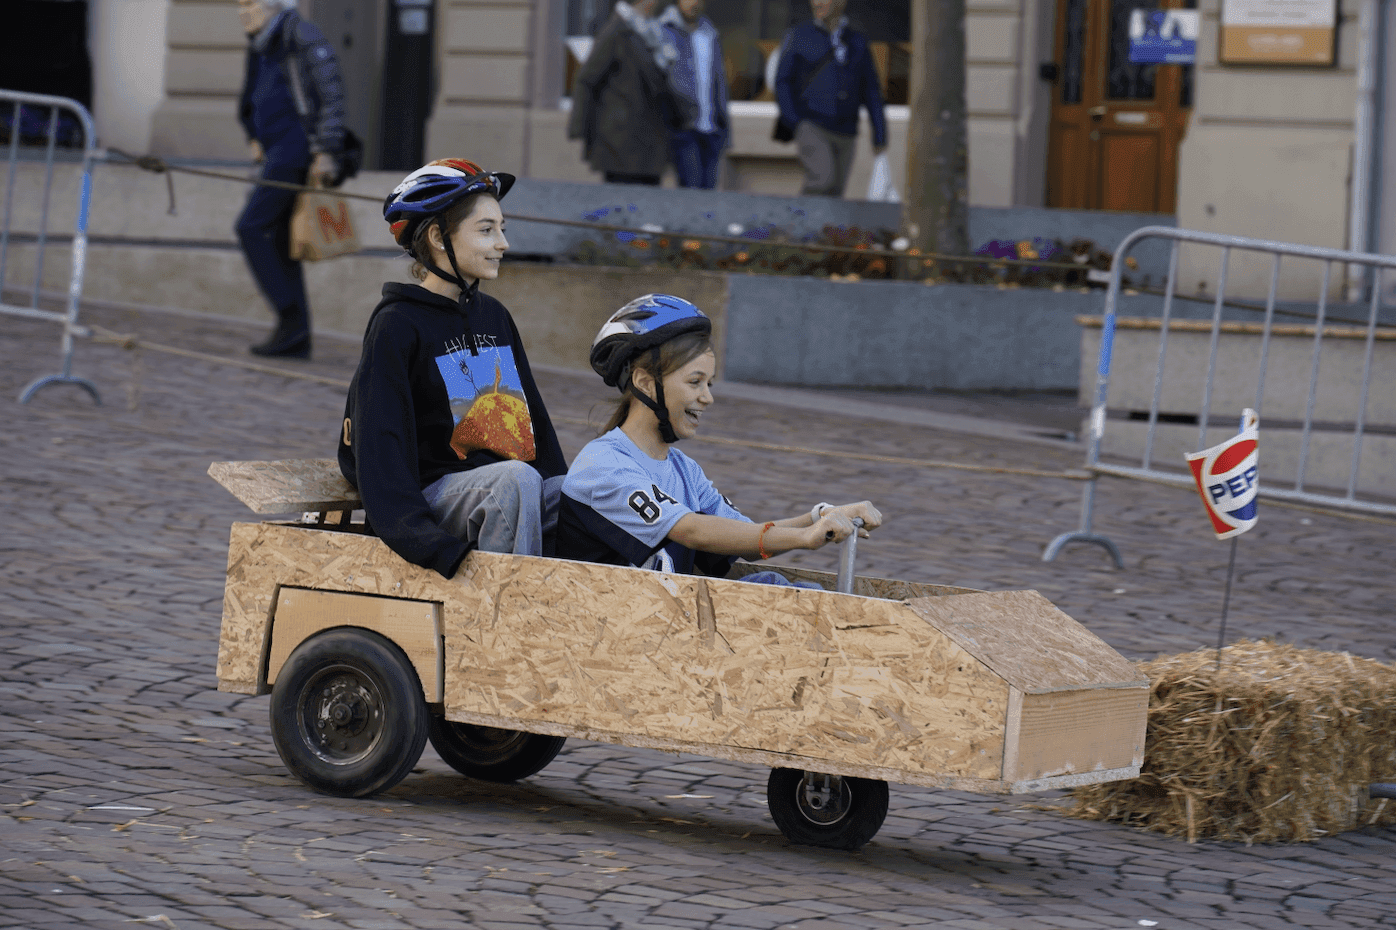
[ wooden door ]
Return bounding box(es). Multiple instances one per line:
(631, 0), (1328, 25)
(1046, 0), (1194, 213)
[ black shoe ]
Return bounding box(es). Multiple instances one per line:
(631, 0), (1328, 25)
(250, 328), (311, 359)
(251, 308), (311, 359)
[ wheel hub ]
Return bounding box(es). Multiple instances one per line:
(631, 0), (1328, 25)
(301, 669), (383, 764)
(797, 772), (852, 825)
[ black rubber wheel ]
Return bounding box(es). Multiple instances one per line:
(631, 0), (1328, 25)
(427, 717), (566, 783)
(269, 628), (429, 798)
(766, 767), (889, 850)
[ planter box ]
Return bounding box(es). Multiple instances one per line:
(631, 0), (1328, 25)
(16, 236), (1100, 392)
(727, 275), (1097, 391)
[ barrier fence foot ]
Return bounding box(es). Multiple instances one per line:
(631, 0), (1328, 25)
(19, 374), (102, 406)
(1042, 531), (1124, 569)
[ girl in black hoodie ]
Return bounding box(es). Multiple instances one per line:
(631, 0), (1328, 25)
(338, 159), (565, 578)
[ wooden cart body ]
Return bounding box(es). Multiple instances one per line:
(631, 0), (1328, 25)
(212, 460), (1148, 795)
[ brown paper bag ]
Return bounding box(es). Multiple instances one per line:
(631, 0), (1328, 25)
(288, 189), (361, 261)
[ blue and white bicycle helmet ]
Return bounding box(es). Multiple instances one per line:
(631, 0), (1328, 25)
(591, 294), (712, 442)
(383, 157), (515, 256)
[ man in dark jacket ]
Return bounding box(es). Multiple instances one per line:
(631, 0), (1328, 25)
(567, 0), (687, 186)
(775, 0), (887, 198)
(236, 0), (348, 358)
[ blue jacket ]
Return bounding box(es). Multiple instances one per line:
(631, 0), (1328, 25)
(238, 11), (346, 159)
(775, 19), (887, 147)
(660, 10), (730, 146)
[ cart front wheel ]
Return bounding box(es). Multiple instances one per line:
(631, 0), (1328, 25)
(766, 767), (888, 850)
(428, 717), (566, 783)
(270, 629), (428, 798)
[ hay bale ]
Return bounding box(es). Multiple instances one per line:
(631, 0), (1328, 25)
(1069, 639), (1396, 843)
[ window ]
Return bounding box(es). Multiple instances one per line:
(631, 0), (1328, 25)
(565, 1), (911, 104)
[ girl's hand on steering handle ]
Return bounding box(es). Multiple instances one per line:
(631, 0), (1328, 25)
(807, 511), (858, 548)
(832, 501), (882, 536)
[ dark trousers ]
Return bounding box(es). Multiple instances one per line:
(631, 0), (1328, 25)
(235, 159), (310, 329)
(671, 130), (724, 190)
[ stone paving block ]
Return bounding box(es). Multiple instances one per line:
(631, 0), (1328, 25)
(784, 898), (864, 915)
(740, 903), (826, 920)
(686, 908), (789, 929)
(538, 914), (620, 928)
(651, 900), (729, 921)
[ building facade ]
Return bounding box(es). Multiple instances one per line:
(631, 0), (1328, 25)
(12, 0), (1386, 269)
(131, 0), (1058, 206)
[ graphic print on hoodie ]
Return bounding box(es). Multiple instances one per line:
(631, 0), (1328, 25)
(434, 337), (536, 463)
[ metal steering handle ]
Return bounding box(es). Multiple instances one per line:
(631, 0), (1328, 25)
(835, 518), (865, 595)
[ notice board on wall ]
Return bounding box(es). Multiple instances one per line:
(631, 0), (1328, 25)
(1221, 0), (1337, 65)
(1129, 9), (1201, 64)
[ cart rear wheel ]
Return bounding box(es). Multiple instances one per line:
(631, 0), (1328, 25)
(428, 717), (566, 783)
(766, 768), (888, 850)
(269, 629), (428, 798)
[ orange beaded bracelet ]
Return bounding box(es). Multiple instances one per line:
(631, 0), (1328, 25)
(757, 521), (776, 560)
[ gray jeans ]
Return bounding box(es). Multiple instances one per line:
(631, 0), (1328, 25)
(796, 120), (858, 198)
(423, 461), (563, 557)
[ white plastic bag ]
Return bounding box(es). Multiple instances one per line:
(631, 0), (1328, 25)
(866, 153), (899, 203)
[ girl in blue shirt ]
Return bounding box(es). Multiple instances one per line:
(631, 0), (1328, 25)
(557, 294), (881, 578)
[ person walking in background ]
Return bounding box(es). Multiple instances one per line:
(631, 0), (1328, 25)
(567, 0), (690, 186)
(236, 0), (348, 359)
(774, 0), (887, 198)
(659, 0), (729, 190)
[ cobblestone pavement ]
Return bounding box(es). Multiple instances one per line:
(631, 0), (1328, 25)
(4, 303), (1396, 930)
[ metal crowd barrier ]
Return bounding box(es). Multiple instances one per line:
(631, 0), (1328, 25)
(1045, 226), (1396, 567)
(1, 89), (101, 404)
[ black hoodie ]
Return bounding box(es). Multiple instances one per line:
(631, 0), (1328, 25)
(339, 282), (566, 577)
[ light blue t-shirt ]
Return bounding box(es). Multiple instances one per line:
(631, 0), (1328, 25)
(557, 428), (747, 574)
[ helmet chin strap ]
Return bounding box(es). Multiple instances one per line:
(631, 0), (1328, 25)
(421, 217), (481, 356)
(629, 348), (680, 443)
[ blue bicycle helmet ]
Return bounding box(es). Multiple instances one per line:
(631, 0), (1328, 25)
(591, 294), (712, 387)
(591, 294), (712, 442)
(382, 158), (516, 356)
(383, 157), (515, 256)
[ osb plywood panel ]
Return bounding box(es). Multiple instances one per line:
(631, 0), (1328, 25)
(906, 591), (1145, 693)
(449, 557), (1012, 781)
(208, 459), (359, 514)
(218, 522), (467, 693)
(216, 523), (279, 693)
(217, 523), (1140, 791)
(726, 561), (982, 599)
(1007, 687), (1148, 782)
(267, 588), (443, 703)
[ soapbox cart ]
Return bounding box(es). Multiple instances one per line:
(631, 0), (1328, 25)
(212, 459), (1148, 850)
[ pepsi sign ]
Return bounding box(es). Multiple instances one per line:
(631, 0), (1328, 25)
(1185, 409), (1259, 540)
